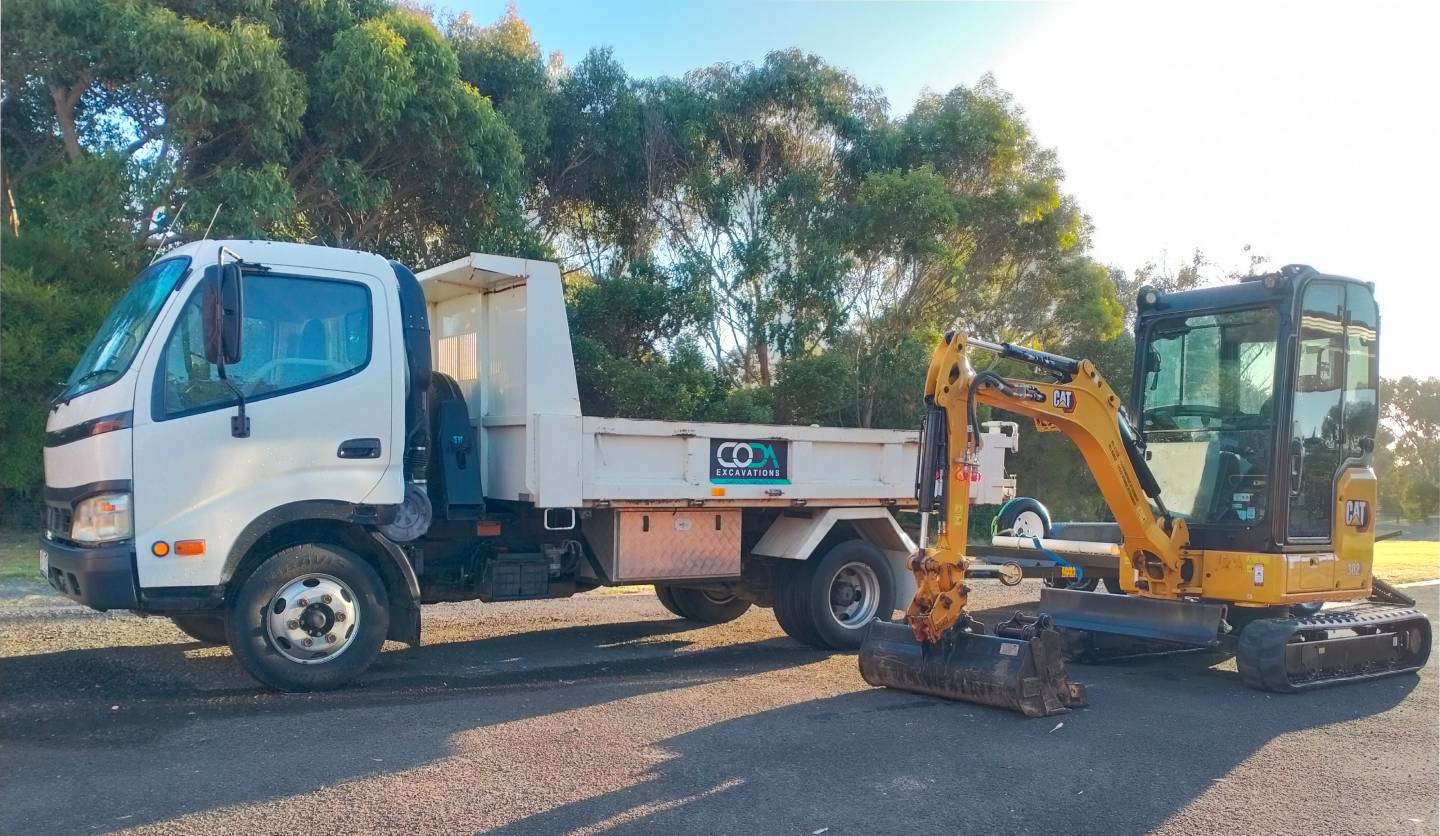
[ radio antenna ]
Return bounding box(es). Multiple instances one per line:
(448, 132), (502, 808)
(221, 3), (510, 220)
(201, 203), (223, 242)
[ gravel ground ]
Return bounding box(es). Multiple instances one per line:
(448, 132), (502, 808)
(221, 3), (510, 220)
(0, 580), (1435, 836)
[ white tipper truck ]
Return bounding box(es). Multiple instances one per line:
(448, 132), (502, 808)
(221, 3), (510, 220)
(38, 240), (1011, 691)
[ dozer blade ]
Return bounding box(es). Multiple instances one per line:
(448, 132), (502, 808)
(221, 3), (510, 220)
(858, 618), (1086, 717)
(1039, 587), (1225, 647)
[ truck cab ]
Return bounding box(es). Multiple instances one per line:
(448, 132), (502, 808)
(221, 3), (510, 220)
(40, 241), (967, 691)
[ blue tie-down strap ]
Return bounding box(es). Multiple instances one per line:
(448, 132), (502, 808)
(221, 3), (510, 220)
(1028, 537), (1082, 582)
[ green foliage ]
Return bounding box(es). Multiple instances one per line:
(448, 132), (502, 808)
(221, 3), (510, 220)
(446, 8), (552, 176)
(1403, 479), (1439, 523)
(1377, 377), (1440, 522)
(0, 233), (135, 492)
(968, 505), (1001, 541)
(770, 319), (936, 429)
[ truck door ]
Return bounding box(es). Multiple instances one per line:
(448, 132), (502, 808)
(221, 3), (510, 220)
(130, 267), (394, 590)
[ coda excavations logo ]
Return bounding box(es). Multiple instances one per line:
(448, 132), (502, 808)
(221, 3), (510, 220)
(710, 439), (790, 484)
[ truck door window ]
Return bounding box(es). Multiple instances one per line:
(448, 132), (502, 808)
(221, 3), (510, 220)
(156, 275), (371, 419)
(1287, 282), (1346, 539)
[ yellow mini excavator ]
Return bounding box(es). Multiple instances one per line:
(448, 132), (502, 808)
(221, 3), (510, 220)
(858, 266), (1432, 716)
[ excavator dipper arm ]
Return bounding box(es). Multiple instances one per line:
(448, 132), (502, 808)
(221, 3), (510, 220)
(905, 332), (1191, 647)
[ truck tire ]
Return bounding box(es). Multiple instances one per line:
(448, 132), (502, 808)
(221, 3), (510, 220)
(653, 584), (686, 618)
(169, 614), (227, 645)
(656, 585), (751, 624)
(225, 543), (389, 692)
(773, 540), (895, 651)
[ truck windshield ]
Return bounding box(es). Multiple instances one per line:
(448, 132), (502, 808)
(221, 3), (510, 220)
(1140, 307), (1278, 526)
(61, 257), (191, 401)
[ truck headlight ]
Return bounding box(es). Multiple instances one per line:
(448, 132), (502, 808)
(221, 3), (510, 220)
(71, 492), (132, 544)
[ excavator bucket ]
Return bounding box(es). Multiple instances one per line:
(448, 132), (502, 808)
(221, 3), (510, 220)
(858, 614), (1086, 717)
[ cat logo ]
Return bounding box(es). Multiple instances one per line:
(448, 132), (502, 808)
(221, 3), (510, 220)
(1344, 499), (1370, 532)
(1052, 389), (1076, 413)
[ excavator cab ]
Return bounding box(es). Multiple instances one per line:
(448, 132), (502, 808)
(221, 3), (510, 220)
(1131, 266), (1380, 559)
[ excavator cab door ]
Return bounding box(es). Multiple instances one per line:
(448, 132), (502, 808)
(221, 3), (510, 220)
(1284, 280), (1379, 548)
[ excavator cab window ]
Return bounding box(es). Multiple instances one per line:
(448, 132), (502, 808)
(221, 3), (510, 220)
(1139, 308), (1279, 526)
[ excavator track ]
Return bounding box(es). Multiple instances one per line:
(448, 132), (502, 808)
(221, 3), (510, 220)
(1236, 602), (1432, 693)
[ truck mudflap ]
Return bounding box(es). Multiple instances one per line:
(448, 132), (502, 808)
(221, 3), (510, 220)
(858, 614), (1086, 717)
(1039, 586), (1226, 647)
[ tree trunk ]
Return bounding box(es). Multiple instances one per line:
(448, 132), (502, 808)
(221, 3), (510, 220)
(1, 160), (18, 237)
(48, 79), (89, 162)
(755, 334), (771, 387)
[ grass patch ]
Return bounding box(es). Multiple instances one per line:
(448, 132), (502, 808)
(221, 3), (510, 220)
(1373, 539), (1440, 584)
(0, 527), (40, 580)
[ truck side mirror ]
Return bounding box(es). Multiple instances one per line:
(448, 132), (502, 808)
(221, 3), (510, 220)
(201, 263), (244, 366)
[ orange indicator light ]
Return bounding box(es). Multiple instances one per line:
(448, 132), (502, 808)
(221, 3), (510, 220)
(174, 540), (206, 556)
(152, 542), (170, 557)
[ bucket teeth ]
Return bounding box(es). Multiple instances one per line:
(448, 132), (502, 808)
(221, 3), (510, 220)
(859, 619), (1086, 717)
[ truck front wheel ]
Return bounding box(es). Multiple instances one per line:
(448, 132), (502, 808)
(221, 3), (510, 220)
(654, 585), (751, 624)
(773, 540), (895, 651)
(226, 543), (389, 692)
(169, 614), (227, 645)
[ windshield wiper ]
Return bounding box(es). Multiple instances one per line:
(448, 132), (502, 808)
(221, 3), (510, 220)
(50, 368), (121, 408)
(73, 368), (121, 385)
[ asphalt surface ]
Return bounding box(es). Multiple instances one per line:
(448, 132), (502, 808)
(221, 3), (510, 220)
(1, 581), (1436, 836)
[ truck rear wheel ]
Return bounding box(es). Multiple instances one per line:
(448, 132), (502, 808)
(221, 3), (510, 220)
(653, 584), (686, 618)
(773, 540), (895, 651)
(226, 543), (389, 692)
(169, 614), (227, 645)
(654, 585), (751, 623)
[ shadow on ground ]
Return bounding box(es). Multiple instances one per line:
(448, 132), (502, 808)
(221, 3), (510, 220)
(0, 594), (1432, 835)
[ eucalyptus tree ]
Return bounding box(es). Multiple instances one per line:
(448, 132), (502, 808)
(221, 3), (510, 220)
(1, 0), (304, 255)
(2, 1), (530, 267)
(651, 50), (885, 385)
(540, 48), (657, 279)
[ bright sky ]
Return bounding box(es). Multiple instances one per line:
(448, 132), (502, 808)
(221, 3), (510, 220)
(458, 1), (1440, 378)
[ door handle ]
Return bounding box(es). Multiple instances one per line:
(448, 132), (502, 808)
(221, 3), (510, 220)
(1289, 439), (1304, 499)
(337, 438), (382, 459)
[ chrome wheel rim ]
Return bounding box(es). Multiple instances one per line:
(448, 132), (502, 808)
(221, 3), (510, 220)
(828, 561), (880, 628)
(701, 589), (736, 605)
(265, 573), (360, 664)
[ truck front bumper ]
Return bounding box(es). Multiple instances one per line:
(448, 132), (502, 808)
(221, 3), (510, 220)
(39, 536), (138, 611)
